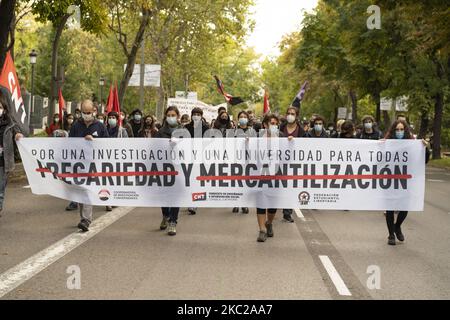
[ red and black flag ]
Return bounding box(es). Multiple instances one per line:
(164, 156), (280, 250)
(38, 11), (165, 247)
(214, 75), (244, 106)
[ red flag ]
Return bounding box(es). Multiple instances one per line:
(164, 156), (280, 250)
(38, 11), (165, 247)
(58, 87), (65, 125)
(214, 75), (244, 106)
(0, 51), (28, 130)
(263, 89), (270, 114)
(112, 82), (121, 126)
(105, 85), (114, 114)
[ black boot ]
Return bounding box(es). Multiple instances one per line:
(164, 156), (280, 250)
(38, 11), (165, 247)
(386, 211), (396, 246)
(395, 211), (408, 242)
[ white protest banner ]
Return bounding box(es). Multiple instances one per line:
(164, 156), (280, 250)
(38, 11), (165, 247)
(18, 138), (425, 211)
(167, 98), (227, 122)
(396, 96), (408, 112)
(337, 107), (347, 119)
(380, 98), (393, 111)
(126, 64), (161, 87)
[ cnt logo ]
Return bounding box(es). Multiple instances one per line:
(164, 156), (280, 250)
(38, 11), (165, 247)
(298, 191), (310, 206)
(98, 189), (111, 201)
(192, 192), (207, 202)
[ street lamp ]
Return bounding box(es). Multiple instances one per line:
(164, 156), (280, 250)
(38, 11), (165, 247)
(99, 76), (105, 113)
(29, 49), (37, 130)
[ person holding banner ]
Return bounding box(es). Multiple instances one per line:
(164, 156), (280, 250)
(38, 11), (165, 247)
(0, 90), (24, 216)
(306, 115), (330, 138)
(231, 110), (257, 215)
(46, 114), (61, 137)
(256, 113), (284, 243)
(69, 100), (109, 232)
(383, 120), (428, 246)
(129, 109), (144, 138)
(279, 107), (306, 223)
(213, 111), (233, 137)
(338, 120), (356, 139)
(155, 106), (185, 236)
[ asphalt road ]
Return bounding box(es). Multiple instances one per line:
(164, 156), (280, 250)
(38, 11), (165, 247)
(0, 167), (449, 300)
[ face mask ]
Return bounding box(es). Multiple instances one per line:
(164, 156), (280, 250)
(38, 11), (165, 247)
(314, 124), (323, 132)
(54, 118), (59, 123)
(166, 116), (178, 127)
(192, 115), (202, 122)
(108, 118), (117, 127)
(269, 125), (279, 134)
(98, 119), (104, 124)
(82, 113), (94, 122)
(120, 115), (125, 121)
(75, 113), (81, 119)
(134, 114), (142, 121)
(220, 118), (228, 124)
(68, 119), (74, 124)
(328, 127), (334, 131)
(239, 118), (248, 126)
(364, 122), (373, 130)
(395, 131), (405, 139)
(286, 115), (296, 124)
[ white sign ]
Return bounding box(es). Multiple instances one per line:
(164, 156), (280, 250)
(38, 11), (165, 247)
(187, 92), (197, 101)
(396, 96), (408, 112)
(126, 64), (161, 87)
(18, 138), (425, 211)
(380, 98), (393, 111)
(175, 91), (186, 99)
(167, 98), (227, 123)
(175, 91), (197, 101)
(338, 107), (347, 119)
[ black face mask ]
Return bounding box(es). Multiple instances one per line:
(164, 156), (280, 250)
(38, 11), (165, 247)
(219, 118), (228, 124)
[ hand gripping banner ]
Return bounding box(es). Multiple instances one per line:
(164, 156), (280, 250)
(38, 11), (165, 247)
(17, 138), (425, 211)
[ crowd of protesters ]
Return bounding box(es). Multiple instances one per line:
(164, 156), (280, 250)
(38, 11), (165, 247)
(3, 94), (431, 246)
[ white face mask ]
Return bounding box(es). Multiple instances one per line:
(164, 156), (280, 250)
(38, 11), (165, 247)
(286, 115), (296, 124)
(68, 119), (74, 124)
(54, 118), (59, 123)
(98, 119), (104, 124)
(82, 113), (94, 122)
(108, 118), (117, 127)
(364, 122), (373, 130)
(269, 125), (279, 134)
(192, 115), (202, 122)
(166, 116), (178, 127)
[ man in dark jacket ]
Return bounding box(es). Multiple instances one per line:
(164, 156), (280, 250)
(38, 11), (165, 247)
(356, 115), (383, 140)
(69, 100), (109, 232)
(129, 109), (143, 138)
(306, 115), (330, 138)
(184, 107), (209, 138)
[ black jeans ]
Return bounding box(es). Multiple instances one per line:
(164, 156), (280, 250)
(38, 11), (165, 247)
(386, 211), (408, 236)
(162, 207), (179, 224)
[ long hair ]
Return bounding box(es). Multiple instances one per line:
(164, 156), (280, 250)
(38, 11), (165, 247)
(0, 89), (11, 121)
(384, 120), (413, 139)
(162, 106), (180, 126)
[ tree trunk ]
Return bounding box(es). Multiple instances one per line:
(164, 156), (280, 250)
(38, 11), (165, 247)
(118, 8), (151, 108)
(418, 108), (429, 139)
(48, 15), (70, 126)
(0, 0), (16, 68)
(382, 110), (390, 131)
(349, 90), (357, 122)
(372, 91), (381, 127)
(431, 55), (445, 160)
(432, 92), (443, 159)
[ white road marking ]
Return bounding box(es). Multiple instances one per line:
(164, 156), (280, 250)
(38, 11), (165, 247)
(294, 209), (306, 221)
(22, 185), (31, 189)
(319, 255), (352, 296)
(427, 179), (444, 183)
(0, 207), (134, 298)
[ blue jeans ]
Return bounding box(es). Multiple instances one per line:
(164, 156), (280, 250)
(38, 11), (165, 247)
(162, 207), (179, 224)
(0, 167), (7, 209)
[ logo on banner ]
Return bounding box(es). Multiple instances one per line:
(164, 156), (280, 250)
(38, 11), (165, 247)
(298, 192), (310, 206)
(98, 189), (111, 201)
(192, 192), (207, 202)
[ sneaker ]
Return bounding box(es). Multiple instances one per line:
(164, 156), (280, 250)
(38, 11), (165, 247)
(167, 222), (177, 236)
(395, 226), (405, 242)
(66, 202), (78, 211)
(188, 207), (197, 215)
(241, 207), (249, 214)
(257, 231), (267, 242)
(265, 222), (274, 237)
(283, 214), (294, 223)
(232, 207), (239, 213)
(106, 206), (113, 212)
(160, 216), (168, 230)
(77, 219), (90, 232)
(388, 236), (396, 246)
